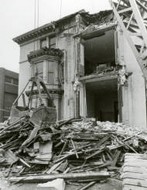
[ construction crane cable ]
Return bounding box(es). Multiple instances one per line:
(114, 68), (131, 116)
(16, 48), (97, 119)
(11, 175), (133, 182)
(59, 0), (62, 18)
(34, 0), (39, 29)
(34, 0), (36, 28)
(33, 0), (40, 76)
(33, 0), (36, 51)
(37, 0), (39, 28)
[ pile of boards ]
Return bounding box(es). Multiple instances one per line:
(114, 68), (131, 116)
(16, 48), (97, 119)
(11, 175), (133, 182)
(0, 117), (147, 183)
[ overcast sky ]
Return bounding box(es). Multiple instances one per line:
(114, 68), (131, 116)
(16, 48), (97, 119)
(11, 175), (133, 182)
(0, 0), (111, 73)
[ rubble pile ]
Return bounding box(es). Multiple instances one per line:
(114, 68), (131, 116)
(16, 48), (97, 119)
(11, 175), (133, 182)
(0, 117), (147, 182)
(53, 120), (147, 175)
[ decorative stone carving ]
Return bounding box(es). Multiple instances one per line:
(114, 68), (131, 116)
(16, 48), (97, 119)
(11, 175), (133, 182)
(28, 47), (63, 62)
(118, 65), (129, 86)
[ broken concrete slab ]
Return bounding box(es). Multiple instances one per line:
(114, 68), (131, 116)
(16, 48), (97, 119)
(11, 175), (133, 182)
(36, 178), (65, 190)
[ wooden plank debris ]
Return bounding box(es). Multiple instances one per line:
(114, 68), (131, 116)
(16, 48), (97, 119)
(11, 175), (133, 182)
(77, 181), (96, 190)
(9, 171), (110, 183)
(0, 117), (147, 186)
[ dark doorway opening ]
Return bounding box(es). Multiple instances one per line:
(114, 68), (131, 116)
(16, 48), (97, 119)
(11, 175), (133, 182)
(86, 78), (118, 122)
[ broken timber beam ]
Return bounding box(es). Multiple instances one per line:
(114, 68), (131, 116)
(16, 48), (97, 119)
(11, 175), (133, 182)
(78, 181), (97, 190)
(9, 171), (110, 183)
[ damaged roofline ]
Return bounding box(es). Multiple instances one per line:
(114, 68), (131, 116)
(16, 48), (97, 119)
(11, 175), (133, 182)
(13, 9), (86, 45)
(13, 9), (113, 45)
(74, 23), (117, 40)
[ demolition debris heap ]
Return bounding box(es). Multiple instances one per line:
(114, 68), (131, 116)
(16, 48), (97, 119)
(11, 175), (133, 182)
(0, 116), (147, 183)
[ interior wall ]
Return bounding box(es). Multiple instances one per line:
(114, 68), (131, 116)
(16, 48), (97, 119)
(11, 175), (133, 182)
(86, 89), (95, 117)
(86, 85), (118, 122)
(84, 29), (115, 75)
(95, 91), (118, 122)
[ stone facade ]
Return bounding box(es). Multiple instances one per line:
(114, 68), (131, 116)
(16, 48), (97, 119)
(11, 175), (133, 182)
(13, 10), (147, 128)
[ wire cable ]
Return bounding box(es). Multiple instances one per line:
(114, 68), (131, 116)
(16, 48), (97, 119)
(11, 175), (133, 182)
(37, 0), (39, 28)
(34, 0), (39, 28)
(59, 0), (62, 18)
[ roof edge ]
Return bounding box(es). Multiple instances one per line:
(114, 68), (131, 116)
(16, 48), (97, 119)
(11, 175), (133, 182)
(13, 9), (86, 45)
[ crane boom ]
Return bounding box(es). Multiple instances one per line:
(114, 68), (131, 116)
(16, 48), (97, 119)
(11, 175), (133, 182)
(109, 0), (147, 79)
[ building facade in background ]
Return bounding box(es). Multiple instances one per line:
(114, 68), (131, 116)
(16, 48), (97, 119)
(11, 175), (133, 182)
(13, 10), (147, 129)
(0, 68), (18, 122)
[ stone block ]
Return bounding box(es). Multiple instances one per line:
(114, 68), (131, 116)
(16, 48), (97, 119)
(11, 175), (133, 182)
(36, 178), (65, 190)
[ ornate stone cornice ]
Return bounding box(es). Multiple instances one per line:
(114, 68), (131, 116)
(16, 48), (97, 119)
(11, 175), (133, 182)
(28, 48), (63, 62)
(13, 24), (55, 45)
(13, 10), (85, 45)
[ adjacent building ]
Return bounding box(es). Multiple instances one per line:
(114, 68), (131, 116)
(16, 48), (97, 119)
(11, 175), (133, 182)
(13, 10), (147, 129)
(0, 68), (19, 122)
